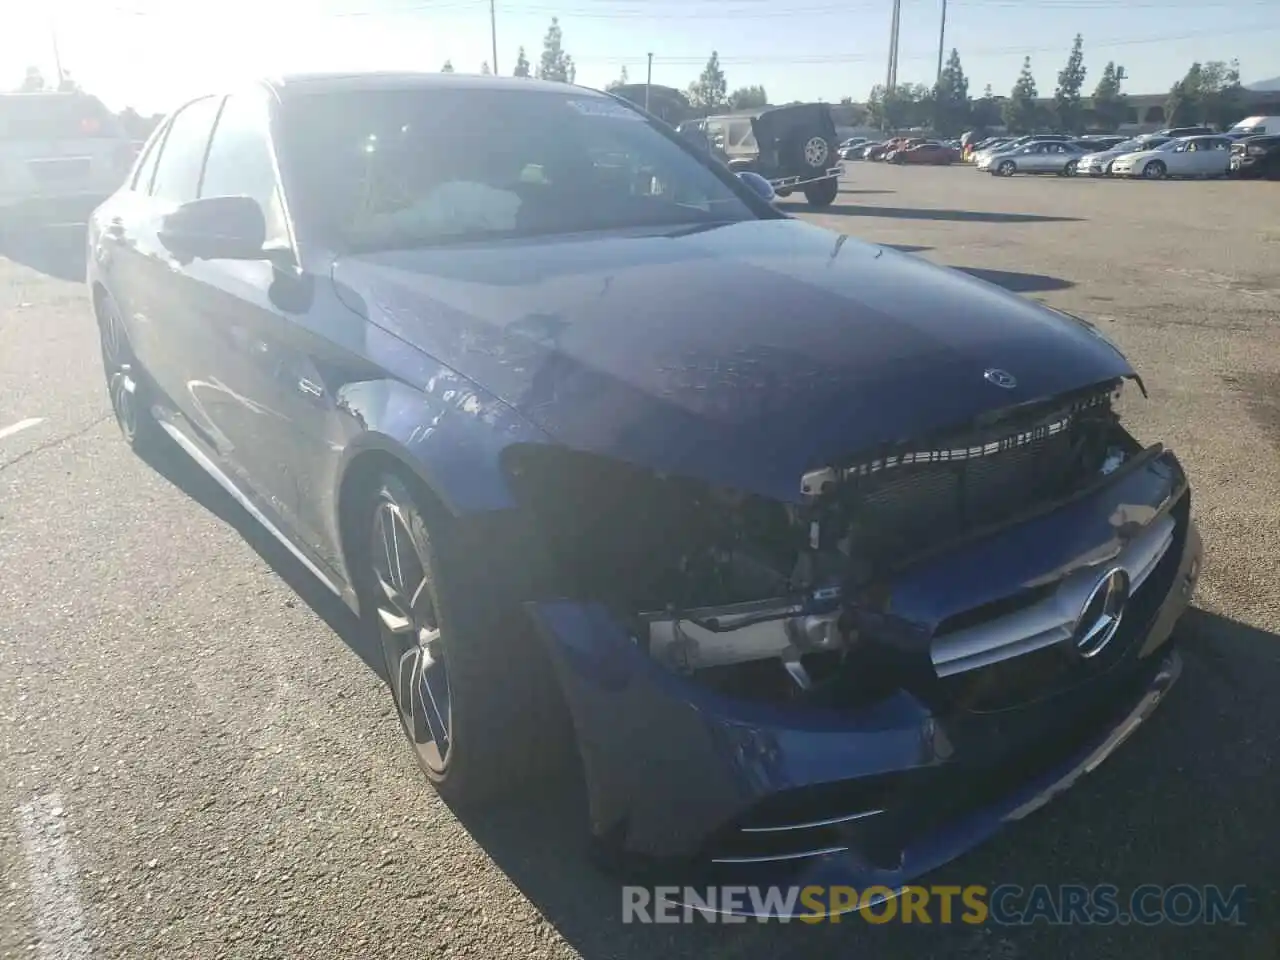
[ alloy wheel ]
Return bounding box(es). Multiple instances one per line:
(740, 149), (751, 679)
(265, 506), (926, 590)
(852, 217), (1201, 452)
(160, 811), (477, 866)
(371, 495), (452, 773)
(99, 300), (142, 442)
(999, 161), (1015, 176)
(1143, 162), (1165, 179)
(803, 137), (829, 168)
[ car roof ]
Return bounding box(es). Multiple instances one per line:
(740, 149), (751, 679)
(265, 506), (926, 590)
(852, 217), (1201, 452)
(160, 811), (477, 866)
(262, 71), (605, 100)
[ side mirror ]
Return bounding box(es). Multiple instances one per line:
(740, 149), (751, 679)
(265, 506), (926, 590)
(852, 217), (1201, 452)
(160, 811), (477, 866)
(159, 195), (268, 261)
(736, 170), (776, 203)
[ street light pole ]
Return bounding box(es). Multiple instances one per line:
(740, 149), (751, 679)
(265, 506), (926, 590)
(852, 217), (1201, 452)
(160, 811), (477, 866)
(489, 0), (499, 75)
(935, 0), (948, 88)
(50, 17), (65, 88)
(645, 52), (653, 112)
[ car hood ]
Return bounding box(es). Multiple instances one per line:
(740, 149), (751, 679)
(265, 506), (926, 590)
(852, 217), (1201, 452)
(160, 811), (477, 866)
(331, 219), (1132, 503)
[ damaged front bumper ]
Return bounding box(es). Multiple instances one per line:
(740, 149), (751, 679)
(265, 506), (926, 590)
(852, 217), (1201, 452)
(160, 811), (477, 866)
(524, 447), (1202, 907)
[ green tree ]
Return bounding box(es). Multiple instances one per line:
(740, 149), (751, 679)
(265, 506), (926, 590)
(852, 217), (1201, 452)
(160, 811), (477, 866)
(606, 65), (629, 92)
(537, 17), (575, 83)
(1053, 34), (1087, 132)
(513, 46), (531, 78)
(441, 60), (454, 73)
(1003, 57), (1040, 133)
(17, 66), (45, 92)
(728, 84), (768, 110)
(1165, 80), (1196, 126)
(1199, 59), (1246, 129)
(1090, 61), (1127, 132)
(932, 48), (970, 136)
(687, 51), (728, 111)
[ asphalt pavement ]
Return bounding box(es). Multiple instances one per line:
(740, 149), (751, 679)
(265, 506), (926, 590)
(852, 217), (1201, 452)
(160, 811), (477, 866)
(2, 165), (1278, 959)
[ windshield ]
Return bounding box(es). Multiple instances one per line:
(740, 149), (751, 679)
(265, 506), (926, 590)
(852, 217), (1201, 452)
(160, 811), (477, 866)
(277, 86), (758, 252)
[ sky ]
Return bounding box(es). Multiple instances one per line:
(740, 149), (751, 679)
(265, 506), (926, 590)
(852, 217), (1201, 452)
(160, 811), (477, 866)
(2, 0), (1278, 115)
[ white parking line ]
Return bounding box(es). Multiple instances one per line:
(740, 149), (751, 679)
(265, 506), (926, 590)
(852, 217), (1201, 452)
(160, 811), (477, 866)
(0, 417), (44, 441)
(15, 794), (92, 960)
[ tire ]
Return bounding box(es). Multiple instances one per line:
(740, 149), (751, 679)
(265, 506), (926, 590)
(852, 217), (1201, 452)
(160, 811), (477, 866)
(803, 177), (839, 208)
(96, 290), (164, 453)
(1142, 160), (1166, 180)
(355, 472), (571, 806)
(796, 135), (831, 173)
(775, 187), (793, 198)
(1063, 159), (1079, 177)
(997, 160), (1016, 177)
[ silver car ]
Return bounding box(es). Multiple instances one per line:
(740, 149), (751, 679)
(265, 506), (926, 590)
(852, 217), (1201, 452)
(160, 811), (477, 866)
(980, 140), (1086, 176)
(1111, 135), (1234, 179)
(1078, 136), (1171, 176)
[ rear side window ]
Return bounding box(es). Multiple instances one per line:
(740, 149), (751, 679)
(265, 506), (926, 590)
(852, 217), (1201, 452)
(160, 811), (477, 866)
(150, 96), (222, 202)
(130, 124), (168, 191)
(0, 93), (122, 140)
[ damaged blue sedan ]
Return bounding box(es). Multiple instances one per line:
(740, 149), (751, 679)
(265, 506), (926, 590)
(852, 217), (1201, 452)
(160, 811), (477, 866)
(87, 72), (1202, 915)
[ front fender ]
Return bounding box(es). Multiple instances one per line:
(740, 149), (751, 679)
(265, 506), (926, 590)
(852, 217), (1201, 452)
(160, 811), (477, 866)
(333, 370), (551, 518)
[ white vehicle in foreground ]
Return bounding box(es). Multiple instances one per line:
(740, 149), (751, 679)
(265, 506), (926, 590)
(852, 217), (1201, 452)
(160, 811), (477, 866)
(1077, 136), (1171, 176)
(1110, 135), (1233, 179)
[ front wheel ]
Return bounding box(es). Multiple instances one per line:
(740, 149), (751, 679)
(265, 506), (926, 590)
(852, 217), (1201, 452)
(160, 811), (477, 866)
(803, 177), (839, 208)
(997, 160), (1016, 177)
(1143, 160), (1166, 180)
(357, 473), (571, 805)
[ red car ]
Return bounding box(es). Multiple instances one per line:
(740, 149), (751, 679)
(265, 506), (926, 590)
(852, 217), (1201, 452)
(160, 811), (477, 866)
(888, 141), (958, 165)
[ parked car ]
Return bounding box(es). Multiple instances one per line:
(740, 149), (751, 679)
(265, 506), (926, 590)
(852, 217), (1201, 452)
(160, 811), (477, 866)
(1153, 125), (1215, 138)
(1229, 134), (1280, 179)
(0, 90), (136, 228)
(970, 134), (1071, 167)
(979, 140), (1086, 176)
(867, 137), (914, 161)
(88, 72), (1202, 916)
(685, 103), (842, 207)
(1110, 135), (1233, 179)
(888, 141), (958, 165)
(1225, 116), (1280, 137)
(1077, 136), (1172, 176)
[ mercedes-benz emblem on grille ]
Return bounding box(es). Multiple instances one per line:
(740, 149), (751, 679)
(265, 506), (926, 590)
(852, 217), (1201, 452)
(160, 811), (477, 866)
(983, 368), (1018, 389)
(1074, 567), (1131, 659)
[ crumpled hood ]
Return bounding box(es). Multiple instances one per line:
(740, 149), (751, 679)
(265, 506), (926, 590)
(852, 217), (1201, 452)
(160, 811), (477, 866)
(332, 218), (1132, 502)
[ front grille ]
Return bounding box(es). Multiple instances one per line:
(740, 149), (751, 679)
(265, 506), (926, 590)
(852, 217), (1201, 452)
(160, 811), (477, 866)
(838, 386), (1118, 566)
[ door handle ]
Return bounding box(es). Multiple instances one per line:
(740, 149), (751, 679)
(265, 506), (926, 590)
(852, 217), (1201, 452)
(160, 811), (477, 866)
(296, 378), (324, 399)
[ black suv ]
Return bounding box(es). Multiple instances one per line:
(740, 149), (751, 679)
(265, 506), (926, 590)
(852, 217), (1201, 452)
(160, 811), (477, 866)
(1230, 135), (1280, 179)
(678, 103), (842, 207)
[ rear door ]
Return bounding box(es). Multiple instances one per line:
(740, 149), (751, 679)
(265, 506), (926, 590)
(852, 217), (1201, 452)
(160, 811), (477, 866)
(0, 93), (134, 212)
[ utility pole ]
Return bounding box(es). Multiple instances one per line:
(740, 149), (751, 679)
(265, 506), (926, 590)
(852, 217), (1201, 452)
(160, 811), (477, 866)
(50, 17), (65, 88)
(885, 0), (901, 95)
(935, 0), (948, 88)
(645, 53), (653, 112)
(489, 0), (499, 75)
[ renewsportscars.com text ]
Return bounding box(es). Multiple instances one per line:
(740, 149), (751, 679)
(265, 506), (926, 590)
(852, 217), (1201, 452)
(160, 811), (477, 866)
(622, 883), (1249, 925)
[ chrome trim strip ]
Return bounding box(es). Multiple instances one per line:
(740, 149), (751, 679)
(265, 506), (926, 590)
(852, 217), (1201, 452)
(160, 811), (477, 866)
(740, 808), (885, 834)
(932, 514), (1176, 678)
(157, 419), (344, 598)
(710, 845), (848, 865)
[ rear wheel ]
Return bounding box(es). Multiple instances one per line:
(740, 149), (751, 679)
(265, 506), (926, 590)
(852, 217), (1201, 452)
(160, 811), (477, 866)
(803, 177), (839, 208)
(997, 160), (1016, 177)
(356, 472), (571, 806)
(96, 291), (163, 452)
(1064, 159), (1079, 176)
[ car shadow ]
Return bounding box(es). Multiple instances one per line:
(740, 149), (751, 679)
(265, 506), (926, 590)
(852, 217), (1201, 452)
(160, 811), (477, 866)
(954, 265), (1074, 293)
(882, 243), (933, 254)
(781, 201), (1082, 224)
(0, 221), (89, 282)
(135, 436), (384, 678)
